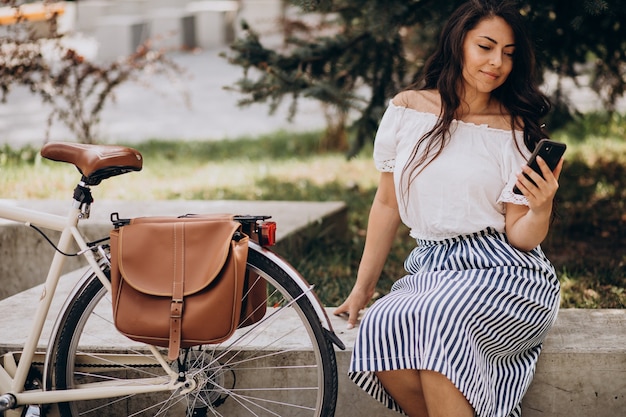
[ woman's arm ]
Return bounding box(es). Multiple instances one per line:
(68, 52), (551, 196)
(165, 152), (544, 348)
(333, 172), (402, 328)
(505, 156), (564, 251)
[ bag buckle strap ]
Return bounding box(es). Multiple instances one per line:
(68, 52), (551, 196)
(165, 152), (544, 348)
(168, 223), (185, 360)
(168, 299), (184, 360)
(170, 299), (183, 318)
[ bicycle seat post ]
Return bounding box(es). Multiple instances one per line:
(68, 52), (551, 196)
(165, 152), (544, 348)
(73, 179), (94, 220)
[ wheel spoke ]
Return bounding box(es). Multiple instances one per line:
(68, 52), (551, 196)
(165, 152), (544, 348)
(49, 249), (337, 416)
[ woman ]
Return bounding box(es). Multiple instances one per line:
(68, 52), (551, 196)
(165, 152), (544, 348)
(334, 1), (563, 416)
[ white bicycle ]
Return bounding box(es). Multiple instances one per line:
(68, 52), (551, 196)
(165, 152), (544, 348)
(0, 142), (344, 417)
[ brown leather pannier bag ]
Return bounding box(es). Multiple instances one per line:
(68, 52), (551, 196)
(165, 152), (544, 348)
(109, 215), (261, 360)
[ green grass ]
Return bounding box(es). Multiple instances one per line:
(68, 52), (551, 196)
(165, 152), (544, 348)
(1, 123), (625, 308)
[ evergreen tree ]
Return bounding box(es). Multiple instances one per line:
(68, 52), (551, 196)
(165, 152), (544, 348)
(224, 0), (626, 154)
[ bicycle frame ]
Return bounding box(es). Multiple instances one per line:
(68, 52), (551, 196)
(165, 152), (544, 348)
(0, 202), (185, 409)
(0, 200), (344, 410)
(0, 141), (346, 417)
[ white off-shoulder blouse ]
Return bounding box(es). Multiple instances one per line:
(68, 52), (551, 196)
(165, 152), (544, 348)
(374, 100), (531, 241)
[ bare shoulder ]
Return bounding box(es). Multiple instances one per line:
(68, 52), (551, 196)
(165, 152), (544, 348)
(392, 89), (441, 115)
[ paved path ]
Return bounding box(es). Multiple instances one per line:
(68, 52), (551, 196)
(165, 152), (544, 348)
(0, 43), (326, 148)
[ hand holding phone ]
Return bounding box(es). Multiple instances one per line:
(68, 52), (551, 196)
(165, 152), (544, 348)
(513, 139), (566, 195)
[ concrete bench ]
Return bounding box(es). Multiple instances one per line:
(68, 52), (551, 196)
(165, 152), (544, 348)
(75, 1), (113, 34)
(147, 7), (196, 51)
(0, 200), (624, 415)
(0, 2), (65, 26)
(185, 0), (239, 49)
(520, 309), (626, 416)
(335, 308), (626, 416)
(94, 14), (149, 61)
(0, 1), (66, 38)
(0, 291), (623, 417)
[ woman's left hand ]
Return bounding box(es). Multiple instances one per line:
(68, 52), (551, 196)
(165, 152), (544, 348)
(506, 156), (564, 251)
(515, 156), (563, 214)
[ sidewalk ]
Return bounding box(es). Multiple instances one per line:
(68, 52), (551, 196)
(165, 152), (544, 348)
(0, 44), (326, 148)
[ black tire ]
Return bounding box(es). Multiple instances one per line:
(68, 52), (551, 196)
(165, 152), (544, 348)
(49, 247), (338, 417)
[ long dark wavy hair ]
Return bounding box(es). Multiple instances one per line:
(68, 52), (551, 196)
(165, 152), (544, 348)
(400, 0), (551, 201)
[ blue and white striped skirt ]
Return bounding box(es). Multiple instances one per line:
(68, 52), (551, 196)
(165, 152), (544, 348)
(348, 228), (560, 417)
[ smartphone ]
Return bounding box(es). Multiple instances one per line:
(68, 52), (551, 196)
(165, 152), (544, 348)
(513, 139), (566, 195)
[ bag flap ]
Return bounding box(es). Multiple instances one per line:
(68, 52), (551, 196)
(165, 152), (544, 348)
(117, 219), (241, 296)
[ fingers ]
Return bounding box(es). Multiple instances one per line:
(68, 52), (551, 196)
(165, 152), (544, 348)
(516, 157), (560, 196)
(333, 303), (348, 319)
(515, 156), (562, 212)
(334, 285), (376, 329)
(515, 168), (538, 197)
(552, 157), (564, 179)
(333, 300), (362, 330)
(535, 156), (561, 183)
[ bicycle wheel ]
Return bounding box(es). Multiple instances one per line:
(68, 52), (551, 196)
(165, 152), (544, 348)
(49, 247), (338, 417)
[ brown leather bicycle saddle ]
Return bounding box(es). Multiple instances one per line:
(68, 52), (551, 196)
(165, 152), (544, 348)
(41, 142), (143, 185)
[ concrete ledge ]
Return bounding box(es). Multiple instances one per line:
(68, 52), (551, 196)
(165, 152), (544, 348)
(95, 14), (149, 61)
(0, 199), (347, 300)
(333, 308), (626, 417)
(0, 293), (623, 416)
(0, 2), (65, 25)
(147, 7), (196, 50)
(185, 0), (239, 49)
(75, 1), (113, 34)
(1, 200), (624, 415)
(520, 309), (626, 416)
